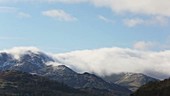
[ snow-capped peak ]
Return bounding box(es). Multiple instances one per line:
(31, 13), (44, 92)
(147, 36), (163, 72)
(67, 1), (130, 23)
(0, 47), (56, 72)
(0, 47), (40, 59)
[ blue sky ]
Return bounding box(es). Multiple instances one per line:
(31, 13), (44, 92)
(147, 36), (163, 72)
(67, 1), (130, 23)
(1, 0), (170, 53)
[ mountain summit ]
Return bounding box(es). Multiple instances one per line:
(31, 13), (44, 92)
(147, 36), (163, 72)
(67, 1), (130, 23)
(103, 72), (158, 91)
(0, 48), (54, 72)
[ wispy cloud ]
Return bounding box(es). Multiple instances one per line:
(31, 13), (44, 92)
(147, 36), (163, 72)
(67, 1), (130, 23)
(124, 16), (169, 27)
(0, 6), (31, 19)
(0, 6), (17, 13)
(98, 15), (114, 24)
(17, 12), (31, 18)
(0, 36), (27, 40)
(133, 38), (170, 51)
(42, 9), (77, 22)
(124, 18), (144, 27)
(1, 0), (170, 26)
(133, 41), (156, 50)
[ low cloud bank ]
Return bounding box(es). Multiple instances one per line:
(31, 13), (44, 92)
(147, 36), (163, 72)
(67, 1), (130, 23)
(0, 47), (170, 79)
(55, 47), (170, 79)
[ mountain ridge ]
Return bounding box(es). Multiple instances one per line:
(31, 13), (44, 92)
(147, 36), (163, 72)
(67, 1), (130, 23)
(0, 48), (158, 96)
(36, 64), (132, 96)
(103, 72), (158, 91)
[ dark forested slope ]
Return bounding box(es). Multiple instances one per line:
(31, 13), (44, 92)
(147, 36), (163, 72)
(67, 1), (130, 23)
(0, 70), (93, 96)
(131, 78), (170, 96)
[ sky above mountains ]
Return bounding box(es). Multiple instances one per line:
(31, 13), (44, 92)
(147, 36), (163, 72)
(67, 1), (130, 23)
(0, 0), (170, 52)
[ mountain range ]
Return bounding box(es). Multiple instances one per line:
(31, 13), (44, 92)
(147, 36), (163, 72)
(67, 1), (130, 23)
(0, 48), (159, 96)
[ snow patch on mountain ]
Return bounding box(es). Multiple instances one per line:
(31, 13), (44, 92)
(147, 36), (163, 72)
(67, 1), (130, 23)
(0, 47), (40, 59)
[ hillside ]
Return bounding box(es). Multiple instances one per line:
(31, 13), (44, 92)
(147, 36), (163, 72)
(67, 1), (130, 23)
(37, 65), (132, 96)
(0, 70), (93, 96)
(103, 73), (158, 91)
(131, 78), (170, 96)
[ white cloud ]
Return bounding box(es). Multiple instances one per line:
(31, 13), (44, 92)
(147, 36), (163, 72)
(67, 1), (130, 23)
(0, 6), (17, 13)
(133, 39), (170, 51)
(1, 0), (170, 26)
(42, 9), (77, 21)
(124, 18), (144, 27)
(0, 6), (31, 19)
(1, 0), (170, 17)
(89, 0), (170, 17)
(54, 47), (170, 79)
(17, 12), (31, 18)
(98, 15), (114, 23)
(124, 16), (169, 27)
(133, 41), (156, 50)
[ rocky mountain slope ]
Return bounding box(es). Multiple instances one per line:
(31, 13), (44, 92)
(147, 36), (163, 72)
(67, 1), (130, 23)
(0, 51), (54, 72)
(0, 70), (93, 96)
(37, 65), (131, 96)
(103, 73), (158, 91)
